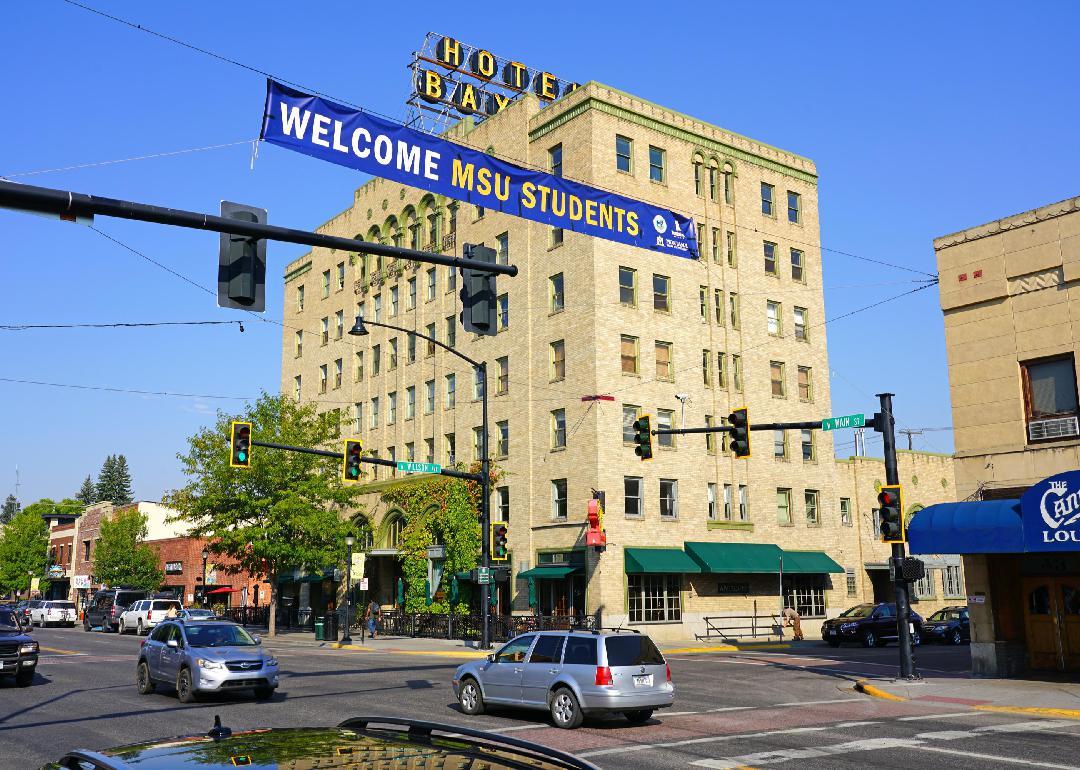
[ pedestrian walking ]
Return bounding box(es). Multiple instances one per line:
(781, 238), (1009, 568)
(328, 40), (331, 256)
(782, 605), (804, 640)
(365, 598), (380, 639)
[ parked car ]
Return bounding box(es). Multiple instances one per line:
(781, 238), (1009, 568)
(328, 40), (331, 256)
(12, 601), (28, 622)
(119, 598), (183, 635)
(40, 716), (596, 770)
(453, 630), (674, 729)
(18, 600), (42, 625)
(84, 588), (148, 632)
(177, 609), (216, 621)
(135, 619), (279, 703)
(921, 606), (970, 645)
(29, 600), (77, 627)
(821, 603), (923, 648)
(0, 605), (38, 687)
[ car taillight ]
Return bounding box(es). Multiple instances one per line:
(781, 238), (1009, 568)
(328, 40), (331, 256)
(666, 663), (672, 682)
(111, 607), (117, 617)
(140, 640), (146, 648)
(595, 666), (613, 686)
(147, 611), (153, 621)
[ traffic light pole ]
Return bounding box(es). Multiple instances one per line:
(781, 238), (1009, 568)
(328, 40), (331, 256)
(479, 362), (493, 651)
(0, 180), (518, 278)
(877, 393), (920, 681)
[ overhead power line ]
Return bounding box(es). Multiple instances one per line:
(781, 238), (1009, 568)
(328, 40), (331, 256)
(1, 320), (243, 331)
(0, 139), (256, 180)
(0, 376), (250, 401)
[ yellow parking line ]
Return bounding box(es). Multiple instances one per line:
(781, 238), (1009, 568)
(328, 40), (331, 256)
(974, 705), (1080, 720)
(38, 645), (80, 655)
(663, 643), (791, 654)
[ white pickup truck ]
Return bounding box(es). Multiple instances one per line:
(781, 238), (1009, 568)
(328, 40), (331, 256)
(118, 598), (183, 635)
(30, 600), (78, 627)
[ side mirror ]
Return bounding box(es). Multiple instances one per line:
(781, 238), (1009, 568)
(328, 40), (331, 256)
(253, 636), (262, 645)
(166, 639), (179, 649)
(486, 653), (495, 663)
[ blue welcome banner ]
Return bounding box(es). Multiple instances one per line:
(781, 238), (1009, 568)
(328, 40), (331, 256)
(261, 81), (698, 259)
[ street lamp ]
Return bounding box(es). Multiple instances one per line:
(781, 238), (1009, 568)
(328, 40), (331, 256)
(27, 570), (33, 599)
(351, 315), (494, 649)
(342, 535), (356, 644)
(201, 548), (209, 607)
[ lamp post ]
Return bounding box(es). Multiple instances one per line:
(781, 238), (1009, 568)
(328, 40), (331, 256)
(27, 570), (33, 599)
(201, 548), (209, 607)
(342, 535), (356, 644)
(351, 315), (493, 649)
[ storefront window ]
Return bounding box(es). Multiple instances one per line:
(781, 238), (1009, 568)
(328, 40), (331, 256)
(628, 574), (681, 623)
(943, 565), (963, 596)
(784, 578), (825, 618)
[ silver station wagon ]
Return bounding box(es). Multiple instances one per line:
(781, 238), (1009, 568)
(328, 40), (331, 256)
(452, 630), (674, 729)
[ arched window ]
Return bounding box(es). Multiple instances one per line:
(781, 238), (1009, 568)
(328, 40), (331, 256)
(722, 162), (735, 205)
(385, 515), (405, 549)
(407, 210), (419, 250)
(692, 154), (704, 196)
(708, 161), (719, 202)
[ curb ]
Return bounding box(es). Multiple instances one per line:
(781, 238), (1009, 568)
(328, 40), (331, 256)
(854, 679), (908, 702)
(855, 680), (1080, 719)
(664, 643), (791, 654)
(329, 642), (488, 658)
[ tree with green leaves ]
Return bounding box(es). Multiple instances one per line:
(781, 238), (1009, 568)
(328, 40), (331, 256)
(96, 455), (117, 503)
(0, 507), (48, 596)
(76, 475), (96, 505)
(22, 498), (84, 521)
(1, 494), (19, 526)
(165, 392), (369, 636)
(113, 455), (134, 505)
(93, 507), (163, 593)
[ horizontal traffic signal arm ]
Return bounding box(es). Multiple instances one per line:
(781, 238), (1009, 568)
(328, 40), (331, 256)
(0, 180), (517, 277)
(650, 419), (825, 436)
(247, 438), (484, 482)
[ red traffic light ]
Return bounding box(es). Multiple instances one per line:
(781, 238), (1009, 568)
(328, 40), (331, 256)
(878, 490), (897, 506)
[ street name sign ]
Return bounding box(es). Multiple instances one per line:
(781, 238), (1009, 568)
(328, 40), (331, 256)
(821, 413), (865, 431)
(397, 461), (442, 474)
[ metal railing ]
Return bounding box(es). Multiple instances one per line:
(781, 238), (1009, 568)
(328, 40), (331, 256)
(696, 613), (784, 642)
(372, 611), (601, 642)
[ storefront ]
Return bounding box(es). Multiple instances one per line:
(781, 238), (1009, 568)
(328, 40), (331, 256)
(909, 470), (1080, 676)
(518, 550), (586, 619)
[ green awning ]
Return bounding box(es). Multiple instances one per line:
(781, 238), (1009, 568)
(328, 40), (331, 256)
(518, 565), (579, 579)
(685, 542), (783, 573)
(624, 547), (702, 574)
(782, 550), (845, 574)
(277, 575), (295, 584)
(454, 570), (473, 582)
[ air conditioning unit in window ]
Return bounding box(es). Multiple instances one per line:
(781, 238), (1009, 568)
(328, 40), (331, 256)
(1028, 416), (1080, 441)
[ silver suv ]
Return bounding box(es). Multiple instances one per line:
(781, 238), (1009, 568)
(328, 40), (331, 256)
(452, 630), (673, 729)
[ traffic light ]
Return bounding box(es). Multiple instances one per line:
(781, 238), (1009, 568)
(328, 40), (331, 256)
(459, 243), (497, 335)
(491, 522), (509, 561)
(343, 439), (364, 483)
(633, 415), (653, 461)
(878, 484), (905, 543)
(729, 407), (750, 458)
(229, 421), (252, 468)
(217, 201), (267, 312)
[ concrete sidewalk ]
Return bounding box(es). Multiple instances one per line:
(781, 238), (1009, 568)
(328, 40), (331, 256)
(856, 675), (1080, 719)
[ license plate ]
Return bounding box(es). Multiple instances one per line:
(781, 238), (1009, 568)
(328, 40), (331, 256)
(633, 674), (652, 687)
(827, 629), (837, 635)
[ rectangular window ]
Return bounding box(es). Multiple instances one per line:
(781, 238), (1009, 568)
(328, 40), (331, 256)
(652, 274), (671, 313)
(729, 292), (740, 328)
(787, 190), (802, 224)
(702, 350), (713, 387)
(846, 568), (857, 597)
(656, 409), (675, 448)
(943, 565), (964, 596)
(473, 426), (483, 460)
(624, 476), (643, 517)
(739, 485), (748, 521)
(497, 356), (509, 395)
(694, 161), (702, 196)
(798, 366), (813, 402)
(840, 497), (852, 527)
(390, 285), (399, 316)
(699, 286), (708, 321)
(425, 379), (435, 414)
(785, 579), (826, 618)
(497, 420), (509, 458)
(445, 374), (456, 409)
(294, 330), (303, 358)
(497, 486), (510, 521)
(622, 404), (640, 443)
(764, 241), (777, 275)
(370, 396), (380, 428)
(387, 391), (397, 425)
(388, 337), (398, 370)
(320, 317), (329, 345)
(550, 409), (567, 449)
(333, 358), (342, 389)
(621, 335), (639, 375)
(405, 386), (416, 420)
(655, 341), (673, 381)
(445, 316), (456, 348)
(497, 232), (509, 265)
(550, 227), (563, 248)
(549, 143), (563, 177)
(774, 429), (787, 459)
(708, 165), (718, 201)
(408, 276), (417, 309)
(717, 352), (727, 388)
(720, 414), (730, 453)
(473, 368), (485, 400)
(445, 433), (456, 464)
(475, 204), (484, 220)
(552, 479), (568, 519)
(761, 182), (775, 216)
(805, 490), (819, 526)
(296, 284), (305, 312)
(766, 300), (781, 335)
(549, 273), (565, 313)
(660, 479), (678, 519)
(354, 403), (363, 433)
(405, 442), (415, 463)
(713, 288), (724, 325)
(732, 354), (743, 392)
(801, 429), (815, 461)
(550, 340), (565, 381)
(1022, 355), (1080, 431)
(723, 484), (733, 520)
(913, 571), (935, 599)
(407, 333), (416, 364)
(498, 293), (509, 329)
(794, 307), (808, 341)
(335, 310), (344, 339)
(705, 414), (716, 453)
(336, 261), (345, 291)
(322, 269), (330, 298)
(446, 266), (456, 293)
(319, 364), (327, 394)
(426, 323), (436, 356)
(615, 135), (632, 173)
(425, 438), (434, 464)
(373, 293), (382, 322)
(777, 488), (792, 526)
(791, 248), (805, 282)
(648, 145), (666, 182)
(707, 482), (718, 520)
(619, 266), (636, 306)
(426, 268), (436, 300)
(771, 361), (786, 398)
(628, 574), (681, 623)
(711, 227), (720, 263)
(727, 231), (736, 266)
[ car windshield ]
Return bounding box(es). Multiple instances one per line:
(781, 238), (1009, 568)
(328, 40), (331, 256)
(0, 609), (22, 631)
(185, 624), (257, 647)
(605, 635), (664, 666)
(839, 605), (875, 618)
(50, 601), (75, 609)
(929, 609), (963, 622)
(152, 600), (181, 610)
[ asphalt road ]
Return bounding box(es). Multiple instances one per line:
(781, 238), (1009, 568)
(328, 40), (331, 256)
(2, 626), (1077, 769)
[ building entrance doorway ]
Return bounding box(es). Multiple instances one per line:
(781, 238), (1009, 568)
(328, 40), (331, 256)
(1022, 576), (1080, 672)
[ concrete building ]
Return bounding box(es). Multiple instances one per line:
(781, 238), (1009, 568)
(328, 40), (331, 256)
(281, 82), (958, 639)
(918, 195), (1080, 675)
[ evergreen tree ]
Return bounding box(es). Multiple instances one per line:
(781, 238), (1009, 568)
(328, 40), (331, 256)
(113, 455), (134, 505)
(76, 475), (96, 505)
(96, 454), (117, 503)
(0, 494), (19, 526)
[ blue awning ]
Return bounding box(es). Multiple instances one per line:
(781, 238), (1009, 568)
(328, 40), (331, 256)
(908, 500), (1024, 554)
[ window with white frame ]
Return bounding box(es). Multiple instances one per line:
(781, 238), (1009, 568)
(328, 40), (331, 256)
(425, 380), (435, 414)
(445, 373), (456, 408)
(624, 476), (643, 517)
(628, 574), (681, 623)
(846, 568), (857, 597)
(943, 565), (963, 596)
(622, 404), (640, 443)
(913, 571), (935, 600)
(707, 483), (718, 520)
(552, 479), (568, 519)
(840, 497), (852, 526)
(660, 479), (678, 519)
(551, 409), (567, 449)
(785, 579), (825, 618)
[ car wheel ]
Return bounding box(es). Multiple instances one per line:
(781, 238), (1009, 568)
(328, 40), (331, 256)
(624, 709), (654, 725)
(253, 686), (275, 700)
(176, 668), (198, 703)
(83, 619), (91, 632)
(861, 630), (877, 648)
(550, 687), (583, 729)
(14, 669), (34, 687)
(458, 678), (485, 715)
(137, 621), (145, 636)
(950, 629), (963, 645)
(136, 661), (155, 694)
(118, 620), (127, 635)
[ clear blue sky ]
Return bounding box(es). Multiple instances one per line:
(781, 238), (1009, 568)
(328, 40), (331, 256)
(3, 2), (1078, 505)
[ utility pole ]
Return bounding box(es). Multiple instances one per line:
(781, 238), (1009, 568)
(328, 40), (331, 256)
(876, 393), (920, 681)
(898, 428), (923, 451)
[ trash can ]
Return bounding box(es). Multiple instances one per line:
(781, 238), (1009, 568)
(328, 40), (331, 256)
(314, 617), (325, 641)
(325, 612), (338, 641)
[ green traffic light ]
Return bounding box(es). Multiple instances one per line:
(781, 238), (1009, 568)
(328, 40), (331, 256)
(237, 451), (247, 462)
(350, 467), (359, 477)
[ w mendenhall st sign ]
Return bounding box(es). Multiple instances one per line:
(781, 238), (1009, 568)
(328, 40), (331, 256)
(1022, 470), (1080, 549)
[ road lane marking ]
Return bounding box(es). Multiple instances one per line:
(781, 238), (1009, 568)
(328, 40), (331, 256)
(913, 745), (1080, 768)
(975, 719), (1080, 733)
(485, 724), (549, 733)
(975, 705), (1080, 721)
(579, 725), (834, 758)
(774, 698), (859, 707)
(37, 646), (80, 655)
(897, 711), (992, 721)
(706, 706), (755, 713)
